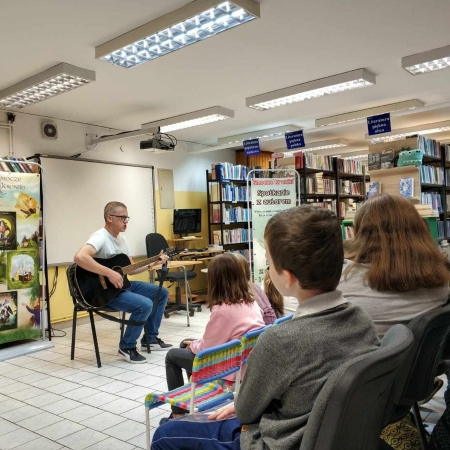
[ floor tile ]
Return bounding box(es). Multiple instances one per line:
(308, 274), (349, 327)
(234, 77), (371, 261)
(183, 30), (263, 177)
(15, 372), (50, 384)
(117, 385), (152, 401)
(79, 411), (127, 432)
(96, 380), (134, 394)
(37, 419), (85, 441)
(17, 411), (64, 431)
(46, 380), (83, 395)
(1, 381), (31, 394)
(111, 372), (148, 383)
(98, 397), (142, 414)
(130, 375), (166, 389)
(63, 372), (98, 383)
(0, 428), (40, 449)
(0, 418), (20, 436)
(57, 428), (109, 450)
(62, 386), (99, 401)
(1, 405), (42, 423)
(13, 436), (65, 450)
(59, 404), (103, 423)
(84, 436), (136, 450)
(78, 376), (116, 388)
(29, 376), (66, 389)
(79, 391), (119, 407)
(102, 419), (146, 441)
(41, 398), (83, 415)
(26, 392), (65, 407)
(0, 399), (27, 415)
(128, 431), (154, 449)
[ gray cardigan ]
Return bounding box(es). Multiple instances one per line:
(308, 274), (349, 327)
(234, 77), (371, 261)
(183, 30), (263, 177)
(235, 291), (380, 450)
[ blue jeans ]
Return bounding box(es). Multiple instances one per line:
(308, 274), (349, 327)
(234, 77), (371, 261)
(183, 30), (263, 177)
(107, 281), (169, 350)
(151, 418), (241, 450)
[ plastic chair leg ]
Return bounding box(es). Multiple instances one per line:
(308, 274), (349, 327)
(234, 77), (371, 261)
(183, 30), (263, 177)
(71, 308), (77, 360)
(89, 310), (102, 368)
(145, 406), (151, 450)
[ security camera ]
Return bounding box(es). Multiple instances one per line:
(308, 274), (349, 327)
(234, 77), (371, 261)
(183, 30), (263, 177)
(6, 113), (16, 124)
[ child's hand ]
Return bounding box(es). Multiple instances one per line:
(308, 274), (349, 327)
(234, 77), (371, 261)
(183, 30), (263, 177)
(208, 404), (236, 420)
(182, 340), (192, 349)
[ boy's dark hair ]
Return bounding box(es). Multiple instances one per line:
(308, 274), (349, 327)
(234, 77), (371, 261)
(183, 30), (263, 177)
(264, 205), (343, 292)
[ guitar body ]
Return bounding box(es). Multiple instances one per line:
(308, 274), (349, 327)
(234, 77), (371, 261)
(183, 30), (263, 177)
(74, 254), (132, 308)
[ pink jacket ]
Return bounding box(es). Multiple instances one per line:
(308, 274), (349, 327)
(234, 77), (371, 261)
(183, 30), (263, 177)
(189, 301), (266, 355)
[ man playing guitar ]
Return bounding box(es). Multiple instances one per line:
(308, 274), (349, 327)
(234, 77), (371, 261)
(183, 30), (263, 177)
(74, 201), (172, 364)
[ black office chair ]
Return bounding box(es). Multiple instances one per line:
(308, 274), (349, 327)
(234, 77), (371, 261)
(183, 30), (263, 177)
(66, 264), (148, 367)
(300, 324), (414, 450)
(145, 232), (200, 318)
(385, 304), (450, 450)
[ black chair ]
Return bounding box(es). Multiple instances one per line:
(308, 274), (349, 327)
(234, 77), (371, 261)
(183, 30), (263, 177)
(300, 324), (414, 450)
(145, 232), (200, 318)
(66, 264), (147, 367)
(385, 304), (450, 450)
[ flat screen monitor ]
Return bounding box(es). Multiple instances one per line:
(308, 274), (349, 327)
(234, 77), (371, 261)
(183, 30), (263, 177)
(173, 209), (201, 235)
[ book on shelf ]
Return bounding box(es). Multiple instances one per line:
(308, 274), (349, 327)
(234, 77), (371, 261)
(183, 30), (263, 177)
(420, 166), (444, 185)
(336, 158), (365, 175)
(0, 157), (35, 173)
(414, 204), (439, 217)
(399, 177), (414, 198)
(368, 153), (381, 171)
(368, 182), (381, 198)
(213, 230), (222, 245)
(380, 149), (395, 169)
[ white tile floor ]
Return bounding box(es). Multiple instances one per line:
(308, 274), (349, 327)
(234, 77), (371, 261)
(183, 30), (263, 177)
(0, 309), (210, 450)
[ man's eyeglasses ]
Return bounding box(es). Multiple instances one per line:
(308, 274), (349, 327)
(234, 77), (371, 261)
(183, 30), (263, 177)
(109, 215), (130, 223)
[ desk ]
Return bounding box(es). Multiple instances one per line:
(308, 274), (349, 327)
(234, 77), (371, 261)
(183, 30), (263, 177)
(149, 260), (203, 327)
(180, 249), (224, 258)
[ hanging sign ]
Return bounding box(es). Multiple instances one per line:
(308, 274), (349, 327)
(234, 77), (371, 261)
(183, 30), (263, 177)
(367, 113), (391, 136)
(285, 130), (305, 149)
(243, 138), (261, 156)
(251, 177), (296, 285)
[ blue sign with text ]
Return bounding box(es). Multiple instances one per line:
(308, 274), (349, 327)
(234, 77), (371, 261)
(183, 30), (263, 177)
(285, 130), (305, 149)
(244, 138), (261, 156)
(367, 113), (391, 136)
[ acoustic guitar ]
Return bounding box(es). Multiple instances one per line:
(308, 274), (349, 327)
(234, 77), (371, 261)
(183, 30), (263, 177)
(74, 248), (178, 308)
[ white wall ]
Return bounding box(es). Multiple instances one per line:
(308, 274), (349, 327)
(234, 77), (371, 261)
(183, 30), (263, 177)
(0, 111), (235, 191)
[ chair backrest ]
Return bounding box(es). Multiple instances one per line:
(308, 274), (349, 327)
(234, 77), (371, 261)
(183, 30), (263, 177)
(146, 233), (169, 258)
(391, 304), (450, 408)
(240, 326), (268, 365)
(300, 324), (414, 450)
(274, 312), (294, 325)
(191, 339), (243, 385)
(66, 263), (87, 309)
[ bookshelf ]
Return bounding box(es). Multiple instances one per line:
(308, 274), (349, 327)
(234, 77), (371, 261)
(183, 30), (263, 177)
(275, 153), (368, 219)
(368, 135), (448, 239)
(206, 164), (252, 260)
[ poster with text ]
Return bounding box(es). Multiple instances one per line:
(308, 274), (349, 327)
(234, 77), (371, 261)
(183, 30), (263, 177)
(0, 172), (41, 344)
(251, 178), (296, 285)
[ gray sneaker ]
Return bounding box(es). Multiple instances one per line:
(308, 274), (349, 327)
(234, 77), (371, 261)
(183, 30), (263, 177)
(141, 337), (172, 351)
(118, 347), (146, 364)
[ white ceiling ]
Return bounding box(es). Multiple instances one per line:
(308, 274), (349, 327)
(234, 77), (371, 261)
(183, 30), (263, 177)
(1, 0), (450, 155)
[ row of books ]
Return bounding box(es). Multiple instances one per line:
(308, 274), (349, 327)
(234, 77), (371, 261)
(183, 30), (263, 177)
(415, 204), (439, 217)
(209, 183), (250, 202)
(438, 221), (450, 239)
(0, 156), (36, 173)
(307, 198), (362, 219)
(212, 228), (252, 245)
(211, 205), (251, 223)
(420, 166), (444, 185)
(304, 176), (336, 194)
(339, 180), (364, 196)
(367, 149), (397, 171)
(421, 192), (443, 212)
(211, 163), (248, 181)
(446, 145), (450, 162)
(418, 135), (442, 159)
(229, 249), (252, 263)
(336, 158), (365, 175)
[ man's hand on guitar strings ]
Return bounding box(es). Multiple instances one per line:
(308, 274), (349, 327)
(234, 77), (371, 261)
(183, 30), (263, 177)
(108, 270), (124, 289)
(148, 250), (169, 269)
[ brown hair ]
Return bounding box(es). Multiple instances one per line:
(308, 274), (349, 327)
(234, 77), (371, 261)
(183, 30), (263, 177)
(344, 194), (450, 291)
(264, 205), (343, 292)
(264, 270), (285, 318)
(207, 253), (254, 308)
(232, 252), (251, 281)
(104, 201), (126, 220)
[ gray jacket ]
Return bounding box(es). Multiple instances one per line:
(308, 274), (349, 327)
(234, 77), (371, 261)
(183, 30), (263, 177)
(236, 291), (380, 450)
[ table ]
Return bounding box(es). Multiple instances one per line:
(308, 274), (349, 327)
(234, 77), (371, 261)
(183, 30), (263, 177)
(149, 260), (203, 327)
(180, 249), (224, 258)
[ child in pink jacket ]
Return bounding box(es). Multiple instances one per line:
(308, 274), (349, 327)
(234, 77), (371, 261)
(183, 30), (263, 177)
(160, 253), (265, 423)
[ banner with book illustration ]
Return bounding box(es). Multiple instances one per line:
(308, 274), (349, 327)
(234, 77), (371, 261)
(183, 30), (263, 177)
(0, 171), (42, 345)
(251, 177), (297, 285)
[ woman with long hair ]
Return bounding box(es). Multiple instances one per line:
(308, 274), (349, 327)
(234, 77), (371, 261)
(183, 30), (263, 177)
(340, 193), (450, 336)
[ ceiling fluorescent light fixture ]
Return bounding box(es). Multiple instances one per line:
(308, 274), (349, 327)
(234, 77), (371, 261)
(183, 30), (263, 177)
(246, 69), (376, 111)
(141, 106), (234, 133)
(217, 125), (301, 145)
(366, 120), (450, 143)
(402, 45), (450, 75)
(0, 63), (95, 109)
(280, 139), (349, 156)
(316, 99), (424, 127)
(96, 0), (260, 69)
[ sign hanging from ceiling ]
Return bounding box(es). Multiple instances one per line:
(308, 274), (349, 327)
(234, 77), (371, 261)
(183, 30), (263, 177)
(243, 138), (261, 156)
(285, 130), (305, 149)
(367, 113), (391, 136)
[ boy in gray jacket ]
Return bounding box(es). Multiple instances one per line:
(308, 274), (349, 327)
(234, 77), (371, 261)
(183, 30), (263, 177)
(151, 205), (380, 450)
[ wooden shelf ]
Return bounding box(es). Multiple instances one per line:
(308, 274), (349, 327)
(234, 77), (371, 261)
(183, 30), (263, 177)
(340, 194), (365, 199)
(305, 193), (337, 198)
(368, 166), (420, 197)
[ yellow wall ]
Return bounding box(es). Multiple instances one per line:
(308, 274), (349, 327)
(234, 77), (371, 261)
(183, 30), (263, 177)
(49, 190), (209, 323)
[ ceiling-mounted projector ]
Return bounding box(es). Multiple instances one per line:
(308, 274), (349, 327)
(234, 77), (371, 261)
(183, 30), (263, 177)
(140, 137), (175, 153)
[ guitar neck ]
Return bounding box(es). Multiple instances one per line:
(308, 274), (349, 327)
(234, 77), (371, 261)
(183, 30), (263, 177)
(121, 254), (163, 275)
